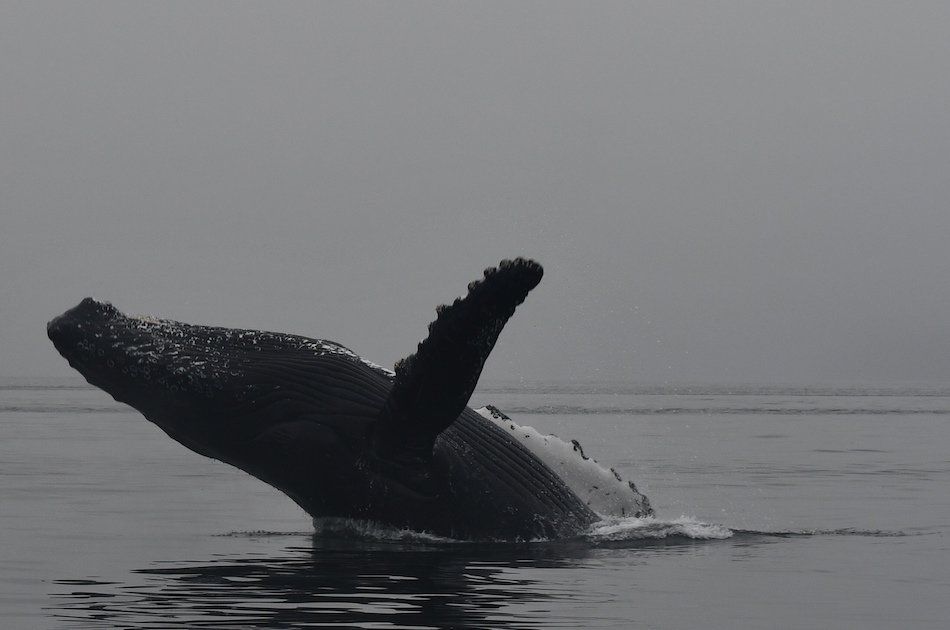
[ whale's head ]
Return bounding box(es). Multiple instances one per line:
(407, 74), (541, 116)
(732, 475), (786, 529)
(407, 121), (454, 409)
(48, 298), (389, 514)
(48, 298), (259, 415)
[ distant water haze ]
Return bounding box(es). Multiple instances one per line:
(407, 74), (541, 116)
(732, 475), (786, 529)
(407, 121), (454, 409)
(4, 3), (950, 385)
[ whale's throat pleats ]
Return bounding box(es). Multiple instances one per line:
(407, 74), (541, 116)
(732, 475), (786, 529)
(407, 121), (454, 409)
(439, 411), (595, 528)
(236, 354), (390, 425)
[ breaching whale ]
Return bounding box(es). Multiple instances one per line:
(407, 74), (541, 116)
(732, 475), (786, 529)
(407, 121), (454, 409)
(47, 258), (652, 540)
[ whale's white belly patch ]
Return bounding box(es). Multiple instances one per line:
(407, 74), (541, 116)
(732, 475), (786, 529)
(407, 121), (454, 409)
(475, 406), (649, 518)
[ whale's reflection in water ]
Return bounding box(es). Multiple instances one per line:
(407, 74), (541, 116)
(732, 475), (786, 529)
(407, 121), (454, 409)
(52, 535), (607, 629)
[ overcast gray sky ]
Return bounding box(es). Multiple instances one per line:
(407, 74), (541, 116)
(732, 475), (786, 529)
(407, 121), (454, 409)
(3, 2), (950, 385)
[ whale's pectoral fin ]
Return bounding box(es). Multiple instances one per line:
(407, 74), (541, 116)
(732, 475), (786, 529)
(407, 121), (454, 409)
(372, 258), (543, 471)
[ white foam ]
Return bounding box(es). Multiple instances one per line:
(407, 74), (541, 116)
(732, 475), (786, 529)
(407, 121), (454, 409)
(587, 515), (734, 541)
(475, 406), (651, 518)
(308, 515), (733, 544)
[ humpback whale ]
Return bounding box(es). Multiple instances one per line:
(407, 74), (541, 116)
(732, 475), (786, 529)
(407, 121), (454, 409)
(47, 258), (652, 540)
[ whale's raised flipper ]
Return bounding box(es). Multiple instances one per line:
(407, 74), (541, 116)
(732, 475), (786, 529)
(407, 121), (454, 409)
(372, 258), (543, 477)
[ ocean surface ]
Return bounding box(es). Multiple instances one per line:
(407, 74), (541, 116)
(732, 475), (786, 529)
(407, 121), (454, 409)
(2, 377), (948, 629)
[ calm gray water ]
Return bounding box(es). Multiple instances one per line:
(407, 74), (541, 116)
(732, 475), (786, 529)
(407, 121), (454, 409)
(2, 377), (948, 629)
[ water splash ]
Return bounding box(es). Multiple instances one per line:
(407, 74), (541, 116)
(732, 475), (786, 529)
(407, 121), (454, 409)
(586, 516), (734, 541)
